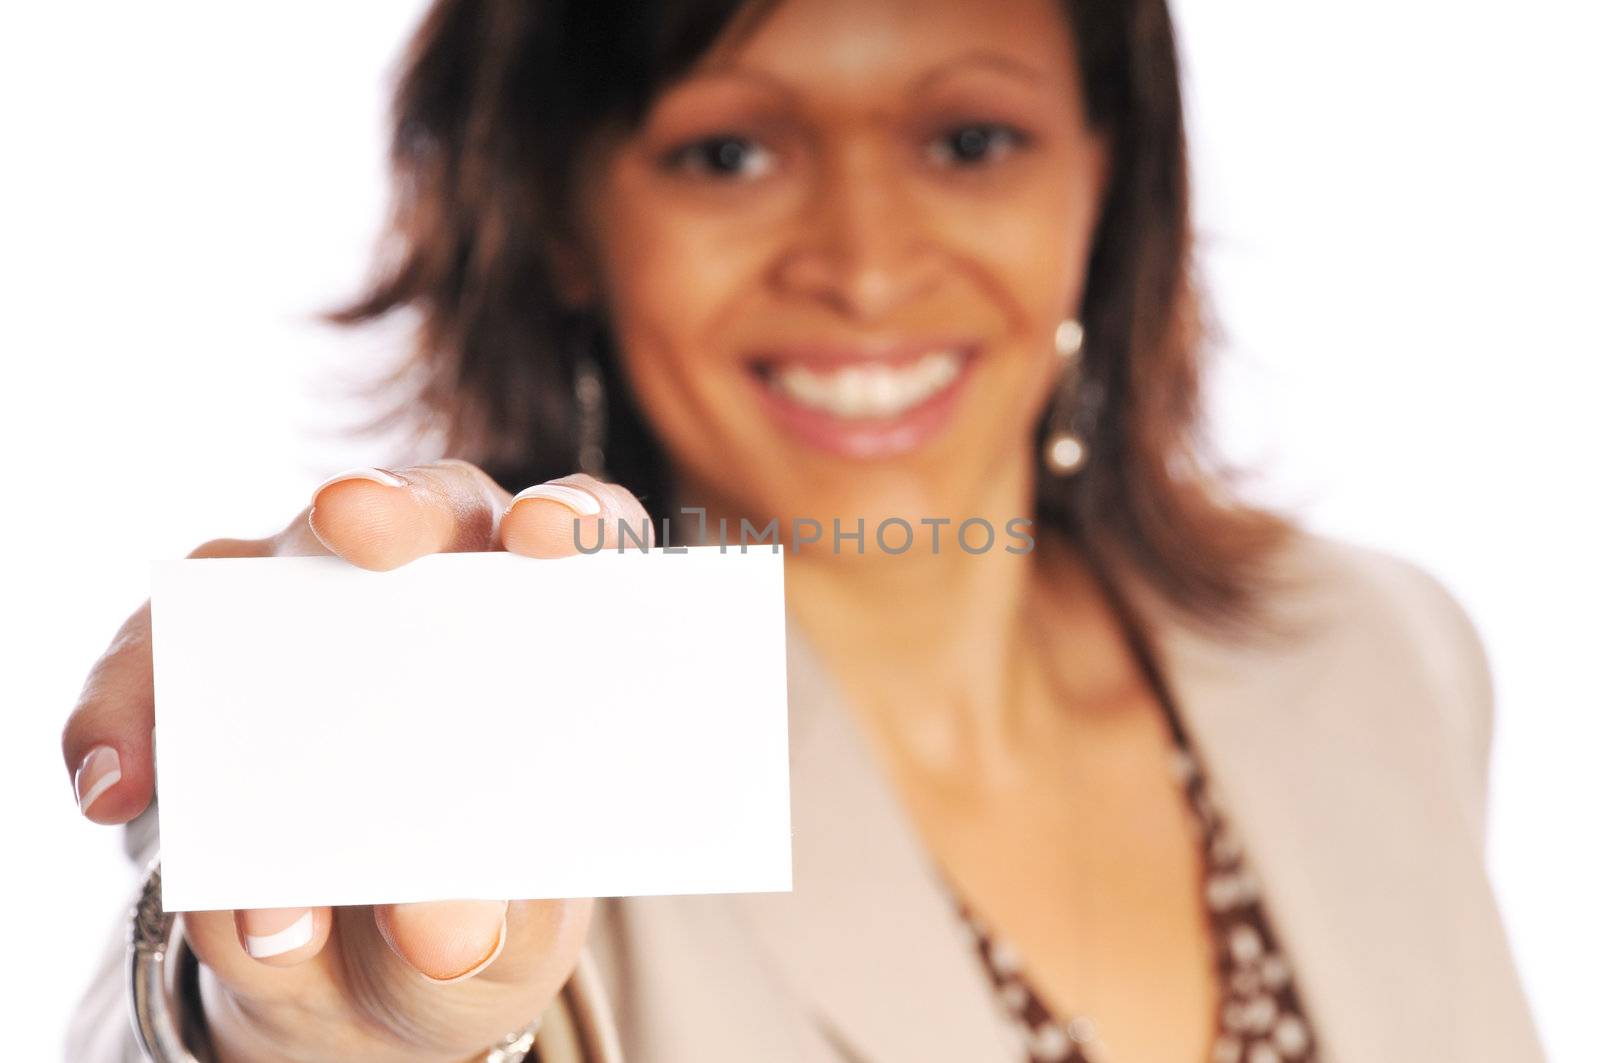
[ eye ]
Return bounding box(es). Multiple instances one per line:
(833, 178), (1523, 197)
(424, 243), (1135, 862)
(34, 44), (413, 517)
(662, 135), (776, 180)
(927, 122), (1032, 167)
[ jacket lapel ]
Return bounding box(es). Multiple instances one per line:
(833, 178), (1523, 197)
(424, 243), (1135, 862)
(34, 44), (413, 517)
(730, 625), (1024, 1063)
(729, 534), (1526, 1063)
(1126, 541), (1487, 1063)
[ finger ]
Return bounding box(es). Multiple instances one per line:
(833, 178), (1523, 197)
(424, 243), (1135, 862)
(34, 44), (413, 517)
(234, 907), (333, 966)
(180, 908), (333, 990)
(499, 474), (655, 559)
(372, 900), (510, 984)
(483, 897), (595, 990)
(305, 460), (513, 571)
(227, 907), (334, 967)
(61, 603), (152, 824)
(62, 537), (269, 823)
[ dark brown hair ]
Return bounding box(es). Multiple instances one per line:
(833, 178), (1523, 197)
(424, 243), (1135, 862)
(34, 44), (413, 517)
(335, 0), (1299, 637)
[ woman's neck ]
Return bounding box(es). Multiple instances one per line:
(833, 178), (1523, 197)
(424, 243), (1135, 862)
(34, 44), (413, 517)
(673, 466), (1147, 784)
(787, 538), (1034, 728)
(787, 524), (1144, 771)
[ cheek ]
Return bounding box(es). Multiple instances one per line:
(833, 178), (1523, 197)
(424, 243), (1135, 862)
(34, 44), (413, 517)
(588, 197), (776, 494)
(948, 166), (1103, 324)
(595, 209), (732, 391)
(936, 175), (1100, 382)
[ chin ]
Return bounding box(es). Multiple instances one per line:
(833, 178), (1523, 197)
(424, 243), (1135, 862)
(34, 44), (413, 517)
(652, 370), (1032, 549)
(715, 460), (1005, 558)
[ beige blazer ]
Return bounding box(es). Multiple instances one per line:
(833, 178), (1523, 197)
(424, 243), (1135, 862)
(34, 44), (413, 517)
(70, 530), (1543, 1063)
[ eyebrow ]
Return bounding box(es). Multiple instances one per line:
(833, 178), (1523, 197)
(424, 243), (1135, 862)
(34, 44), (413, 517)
(692, 48), (1049, 101)
(910, 49), (1050, 93)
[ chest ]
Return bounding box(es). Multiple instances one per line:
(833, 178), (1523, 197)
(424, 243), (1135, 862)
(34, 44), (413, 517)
(883, 692), (1220, 1062)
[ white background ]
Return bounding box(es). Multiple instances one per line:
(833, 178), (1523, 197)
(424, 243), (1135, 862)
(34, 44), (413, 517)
(2, 1), (1594, 1058)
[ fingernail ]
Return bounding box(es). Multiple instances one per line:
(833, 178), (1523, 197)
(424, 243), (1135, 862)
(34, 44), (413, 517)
(422, 903), (509, 985)
(510, 483), (603, 516)
(314, 466), (408, 494)
(74, 746), (122, 814)
(241, 908), (315, 959)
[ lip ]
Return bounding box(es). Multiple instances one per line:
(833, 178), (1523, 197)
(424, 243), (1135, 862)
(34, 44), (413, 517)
(747, 336), (978, 369)
(746, 340), (981, 459)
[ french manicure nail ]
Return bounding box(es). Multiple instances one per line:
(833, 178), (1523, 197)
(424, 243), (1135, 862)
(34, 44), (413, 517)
(74, 746), (122, 814)
(422, 904), (509, 985)
(314, 466), (408, 494)
(242, 908), (316, 959)
(510, 483), (603, 516)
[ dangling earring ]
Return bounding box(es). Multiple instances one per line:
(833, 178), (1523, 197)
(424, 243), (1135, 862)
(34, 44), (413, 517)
(1042, 316), (1095, 476)
(571, 315), (608, 478)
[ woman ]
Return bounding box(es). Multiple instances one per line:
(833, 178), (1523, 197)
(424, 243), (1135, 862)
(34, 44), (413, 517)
(63, 0), (1541, 1060)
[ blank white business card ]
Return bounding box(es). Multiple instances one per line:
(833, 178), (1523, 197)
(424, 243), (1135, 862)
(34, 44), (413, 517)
(149, 548), (792, 911)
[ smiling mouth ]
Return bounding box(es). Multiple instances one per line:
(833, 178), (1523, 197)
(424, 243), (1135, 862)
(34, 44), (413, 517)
(745, 342), (980, 458)
(757, 348), (967, 419)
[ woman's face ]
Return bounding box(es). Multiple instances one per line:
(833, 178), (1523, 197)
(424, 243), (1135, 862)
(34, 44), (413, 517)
(569, 0), (1109, 535)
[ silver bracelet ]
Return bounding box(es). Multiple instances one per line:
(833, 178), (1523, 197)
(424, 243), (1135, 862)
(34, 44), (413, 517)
(128, 858), (541, 1062)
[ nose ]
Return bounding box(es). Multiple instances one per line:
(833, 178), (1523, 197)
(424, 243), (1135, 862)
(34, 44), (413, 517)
(773, 140), (942, 321)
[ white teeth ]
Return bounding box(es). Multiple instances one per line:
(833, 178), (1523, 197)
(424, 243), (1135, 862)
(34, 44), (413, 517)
(770, 350), (963, 419)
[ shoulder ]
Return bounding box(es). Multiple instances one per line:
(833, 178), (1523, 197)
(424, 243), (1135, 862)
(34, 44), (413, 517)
(1264, 529), (1497, 842)
(1274, 526), (1484, 639)
(1270, 530), (1493, 721)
